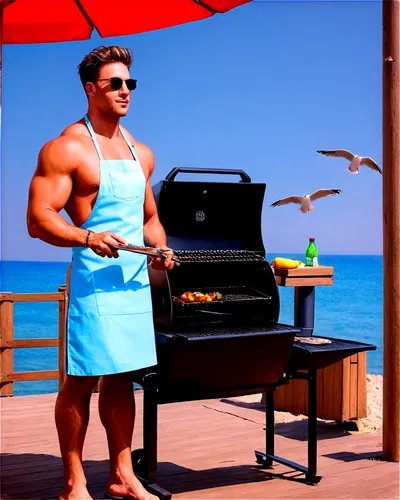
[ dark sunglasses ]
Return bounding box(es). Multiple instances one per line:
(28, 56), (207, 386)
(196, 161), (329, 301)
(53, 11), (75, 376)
(97, 77), (137, 91)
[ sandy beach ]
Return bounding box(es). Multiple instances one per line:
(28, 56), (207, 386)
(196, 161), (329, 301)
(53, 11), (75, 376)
(360, 373), (383, 431)
(227, 373), (383, 432)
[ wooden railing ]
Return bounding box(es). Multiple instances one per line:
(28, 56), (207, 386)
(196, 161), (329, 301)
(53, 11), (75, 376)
(0, 286), (67, 397)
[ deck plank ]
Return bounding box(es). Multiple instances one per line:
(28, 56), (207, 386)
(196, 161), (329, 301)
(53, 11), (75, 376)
(1, 391), (398, 500)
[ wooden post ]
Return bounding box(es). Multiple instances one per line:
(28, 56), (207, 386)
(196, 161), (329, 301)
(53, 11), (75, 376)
(382, 0), (400, 462)
(0, 293), (14, 396)
(58, 286), (67, 390)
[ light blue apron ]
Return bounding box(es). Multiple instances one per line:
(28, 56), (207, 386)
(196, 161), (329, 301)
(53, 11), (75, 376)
(66, 114), (157, 376)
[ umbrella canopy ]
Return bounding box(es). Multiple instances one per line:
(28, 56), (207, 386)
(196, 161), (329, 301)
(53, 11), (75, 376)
(2, 0), (251, 44)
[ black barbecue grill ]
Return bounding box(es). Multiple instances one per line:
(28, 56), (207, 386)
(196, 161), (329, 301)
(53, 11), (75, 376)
(153, 320), (297, 404)
(131, 167), (376, 499)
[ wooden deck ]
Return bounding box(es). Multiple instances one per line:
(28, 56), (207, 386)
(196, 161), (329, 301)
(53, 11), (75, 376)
(1, 391), (399, 500)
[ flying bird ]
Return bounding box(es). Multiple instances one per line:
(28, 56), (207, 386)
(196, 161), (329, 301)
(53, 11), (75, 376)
(317, 149), (382, 174)
(270, 189), (341, 214)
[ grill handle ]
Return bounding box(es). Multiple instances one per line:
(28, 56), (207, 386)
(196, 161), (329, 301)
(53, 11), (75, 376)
(165, 167), (251, 183)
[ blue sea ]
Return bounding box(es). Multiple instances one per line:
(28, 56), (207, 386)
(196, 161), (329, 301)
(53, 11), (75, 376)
(0, 255), (383, 397)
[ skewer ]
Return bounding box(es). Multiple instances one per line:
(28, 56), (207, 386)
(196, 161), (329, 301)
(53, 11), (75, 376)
(117, 243), (180, 263)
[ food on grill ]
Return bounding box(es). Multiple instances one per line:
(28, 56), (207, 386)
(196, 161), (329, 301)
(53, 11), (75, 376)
(179, 291), (196, 303)
(208, 292), (222, 301)
(294, 336), (332, 345)
(271, 257), (304, 270)
(173, 291), (223, 304)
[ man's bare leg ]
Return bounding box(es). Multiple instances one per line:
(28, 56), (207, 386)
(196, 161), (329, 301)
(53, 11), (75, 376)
(99, 373), (158, 500)
(55, 374), (99, 500)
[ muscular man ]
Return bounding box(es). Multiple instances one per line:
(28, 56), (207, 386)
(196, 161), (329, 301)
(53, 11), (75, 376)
(27, 46), (175, 500)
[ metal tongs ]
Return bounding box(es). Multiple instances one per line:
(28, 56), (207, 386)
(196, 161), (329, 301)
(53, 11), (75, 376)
(117, 243), (180, 263)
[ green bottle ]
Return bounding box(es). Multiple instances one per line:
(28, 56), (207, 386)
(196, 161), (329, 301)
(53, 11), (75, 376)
(306, 238), (319, 267)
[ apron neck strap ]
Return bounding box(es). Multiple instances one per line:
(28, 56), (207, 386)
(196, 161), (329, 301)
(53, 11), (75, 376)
(119, 126), (137, 161)
(84, 114), (104, 160)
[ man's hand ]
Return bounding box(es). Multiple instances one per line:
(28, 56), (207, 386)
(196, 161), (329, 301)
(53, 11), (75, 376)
(150, 245), (178, 271)
(87, 231), (127, 258)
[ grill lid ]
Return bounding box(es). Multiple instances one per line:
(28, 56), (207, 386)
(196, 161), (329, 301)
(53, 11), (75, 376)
(152, 167), (267, 255)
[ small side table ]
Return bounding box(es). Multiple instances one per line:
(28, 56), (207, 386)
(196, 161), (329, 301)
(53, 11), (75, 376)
(274, 265), (334, 336)
(256, 265), (335, 484)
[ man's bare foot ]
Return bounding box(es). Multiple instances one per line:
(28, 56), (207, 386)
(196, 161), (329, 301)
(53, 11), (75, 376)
(59, 485), (93, 500)
(107, 471), (158, 500)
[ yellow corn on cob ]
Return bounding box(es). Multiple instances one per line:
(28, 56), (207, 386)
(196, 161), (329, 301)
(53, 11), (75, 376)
(271, 257), (303, 269)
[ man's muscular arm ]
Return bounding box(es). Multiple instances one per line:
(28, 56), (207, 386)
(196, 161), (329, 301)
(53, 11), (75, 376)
(27, 136), (126, 258)
(27, 137), (88, 246)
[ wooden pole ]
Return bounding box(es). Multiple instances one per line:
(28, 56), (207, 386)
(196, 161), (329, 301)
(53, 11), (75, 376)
(0, 294), (14, 396)
(382, 0), (400, 462)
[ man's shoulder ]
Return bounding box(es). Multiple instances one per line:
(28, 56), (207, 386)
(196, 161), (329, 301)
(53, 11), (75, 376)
(120, 126), (150, 153)
(120, 126), (154, 173)
(60, 119), (90, 140)
(38, 121), (89, 172)
(40, 135), (84, 160)
(42, 119), (89, 155)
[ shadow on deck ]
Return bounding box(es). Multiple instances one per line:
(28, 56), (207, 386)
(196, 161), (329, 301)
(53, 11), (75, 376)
(1, 392), (398, 500)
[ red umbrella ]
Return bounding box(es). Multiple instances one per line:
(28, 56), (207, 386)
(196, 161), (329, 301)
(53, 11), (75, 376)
(1, 0), (251, 43)
(0, 0), (251, 122)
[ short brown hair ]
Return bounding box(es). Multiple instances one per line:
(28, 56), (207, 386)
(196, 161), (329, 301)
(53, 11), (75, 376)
(78, 45), (133, 89)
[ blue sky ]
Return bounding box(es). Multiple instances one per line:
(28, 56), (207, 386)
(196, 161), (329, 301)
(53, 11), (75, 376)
(0, 1), (382, 262)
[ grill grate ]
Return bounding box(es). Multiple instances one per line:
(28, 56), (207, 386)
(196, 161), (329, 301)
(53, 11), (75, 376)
(174, 250), (265, 263)
(220, 293), (265, 301)
(168, 323), (299, 339)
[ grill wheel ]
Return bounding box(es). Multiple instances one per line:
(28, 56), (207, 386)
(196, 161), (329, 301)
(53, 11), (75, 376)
(131, 448), (146, 479)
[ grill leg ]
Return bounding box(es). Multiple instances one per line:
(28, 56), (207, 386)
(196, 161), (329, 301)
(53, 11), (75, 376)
(266, 391), (275, 463)
(255, 390), (274, 466)
(306, 369), (321, 485)
(143, 373), (158, 484)
(135, 373), (172, 500)
(255, 374), (322, 485)
(294, 286), (315, 336)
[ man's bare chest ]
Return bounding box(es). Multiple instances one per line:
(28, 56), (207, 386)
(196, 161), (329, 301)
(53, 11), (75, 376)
(73, 137), (136, 194)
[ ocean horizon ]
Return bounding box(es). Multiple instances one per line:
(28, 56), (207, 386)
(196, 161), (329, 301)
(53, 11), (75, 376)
(0, 254), (383, 397)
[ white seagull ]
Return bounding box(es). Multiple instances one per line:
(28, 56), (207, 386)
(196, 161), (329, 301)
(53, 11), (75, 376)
(317, 149), (382, 175)
(270, 189), (341, 214)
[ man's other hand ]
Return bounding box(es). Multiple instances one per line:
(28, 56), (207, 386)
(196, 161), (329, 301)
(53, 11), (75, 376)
(151, 245), (178, 271)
